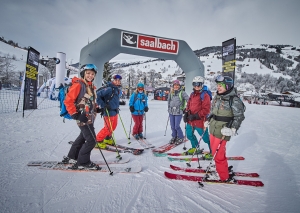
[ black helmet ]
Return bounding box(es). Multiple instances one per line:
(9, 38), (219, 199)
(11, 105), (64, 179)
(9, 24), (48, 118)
(80, 64), (98, 78)
(215, 75), (234, 90)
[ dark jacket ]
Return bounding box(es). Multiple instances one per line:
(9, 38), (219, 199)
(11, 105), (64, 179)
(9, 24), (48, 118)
(96, 82), (120, 117)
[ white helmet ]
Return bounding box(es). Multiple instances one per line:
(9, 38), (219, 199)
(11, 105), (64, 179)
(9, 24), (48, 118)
(192, 76), (204, 83)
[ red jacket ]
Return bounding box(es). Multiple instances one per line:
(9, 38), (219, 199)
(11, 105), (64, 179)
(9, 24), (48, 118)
(64, 77), (96, 115)
(186, 90), (211, 128)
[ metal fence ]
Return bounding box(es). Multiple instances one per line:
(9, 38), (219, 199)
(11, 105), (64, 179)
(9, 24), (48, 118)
(0, 89), (59, 114)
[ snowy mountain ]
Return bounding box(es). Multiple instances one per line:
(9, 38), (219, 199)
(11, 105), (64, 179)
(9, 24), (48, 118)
(1, 41), (300, 93)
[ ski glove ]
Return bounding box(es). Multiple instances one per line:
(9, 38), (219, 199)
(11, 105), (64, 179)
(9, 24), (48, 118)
(183, 111), (188, 123)
(221, 127), (236, 136)
(78, 113), (88, 123)
(204, 121), (209, 128)
(104, 104), (111, 111)
(96, 107), (102, 113)
(144, 106), (149, 112)
(71, 113), (80, 120)
(188, 113), (200, 121)
(130, 106), (135, 113)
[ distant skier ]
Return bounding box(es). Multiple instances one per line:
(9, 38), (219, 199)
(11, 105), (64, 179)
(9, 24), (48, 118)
(62, 64), (100, 170)
(183, 76), (211, 155)
(204, 75), (245, 183)
(129, 82), (148, 139)
(167, 80), (189, 145)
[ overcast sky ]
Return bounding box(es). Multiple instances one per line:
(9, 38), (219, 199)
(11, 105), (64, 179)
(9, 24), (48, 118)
(1, 0), (299, 63)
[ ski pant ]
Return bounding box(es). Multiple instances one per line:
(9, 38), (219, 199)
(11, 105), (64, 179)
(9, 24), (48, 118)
(186, 124), (210, 151)
(67, 123), (96, 165)
(210, 134), (229, 181)
(96, 115), (118, 142)
(132, 114), (143, 135)
(169, 114), (184, 139)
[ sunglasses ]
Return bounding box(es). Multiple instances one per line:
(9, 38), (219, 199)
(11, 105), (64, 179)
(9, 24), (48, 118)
(192, 82), (202, 87)
(215, 75), (224, 83)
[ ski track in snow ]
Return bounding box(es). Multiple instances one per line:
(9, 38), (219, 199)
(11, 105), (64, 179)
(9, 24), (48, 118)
(0, 101), (300, 212)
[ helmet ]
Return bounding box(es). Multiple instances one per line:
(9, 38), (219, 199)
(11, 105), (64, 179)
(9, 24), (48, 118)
(111, 74), (122, 81)
(137, 82), (144, 88)
(192, 76), (204, 83)
(172, 80), (180, 86)
(215, 75), (234, 90)
(192, 76), (204, 87)
(80, 64), (98, 78)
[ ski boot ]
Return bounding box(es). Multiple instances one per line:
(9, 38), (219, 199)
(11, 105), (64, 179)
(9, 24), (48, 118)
(133, 134), (140, 140)
(138, 133), (144, 139)
(77, 162), (100, 170)
(95, 142), (107, 149)
(103, 136), (115, 146)
(169, 137), (176, 144)
(62, 156), (77, 164)
(204, 171), (220, 181)
(175, 138), (184, 145)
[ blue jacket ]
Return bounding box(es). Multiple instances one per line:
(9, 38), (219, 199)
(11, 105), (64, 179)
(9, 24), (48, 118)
(129, 92), (148, 115)
(96, 82), (120, 116)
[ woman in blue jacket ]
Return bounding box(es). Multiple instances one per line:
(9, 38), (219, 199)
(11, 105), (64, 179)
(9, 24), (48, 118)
(129, 82), (149, 139)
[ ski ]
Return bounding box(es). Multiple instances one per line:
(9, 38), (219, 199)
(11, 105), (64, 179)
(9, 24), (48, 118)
(37, 162), (142, 173)
(28, 156), (130, 166)
(153, 149), (209, 157)
(164, 171), (264, 187)
(168, 156), (245, 162)
(169, 164), (259, 178)
(151, 141), (184, 153)
(68, 141), (144, 155)
(133, 137), (155, 149)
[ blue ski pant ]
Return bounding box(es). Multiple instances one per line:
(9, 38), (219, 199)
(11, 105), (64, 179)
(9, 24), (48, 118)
(186, 124), (211, 152)
(169, 114), (184, 139)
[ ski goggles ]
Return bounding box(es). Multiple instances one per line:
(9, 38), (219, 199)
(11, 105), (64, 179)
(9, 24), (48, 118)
(113, 74), (122, 80)
(192, 82), (203, 87)
(215, 75), (225, 83)
(80, 64), (98, 72)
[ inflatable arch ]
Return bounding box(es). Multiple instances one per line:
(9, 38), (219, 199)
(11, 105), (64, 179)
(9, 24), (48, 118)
(79, 28), (204, 94)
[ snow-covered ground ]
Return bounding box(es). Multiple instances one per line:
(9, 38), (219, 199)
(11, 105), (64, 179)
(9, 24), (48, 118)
(0, 99), (300, 213)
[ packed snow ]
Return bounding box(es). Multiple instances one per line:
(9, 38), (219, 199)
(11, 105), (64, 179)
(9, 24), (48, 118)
(0, 99), (300, 213)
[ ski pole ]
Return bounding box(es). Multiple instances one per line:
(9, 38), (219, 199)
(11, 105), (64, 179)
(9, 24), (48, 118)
(118, 112), (131, 144)
(186, 127), (207, 168)
(183, 122), (187, 150)
(128, 116), (133, 139)
(87, 124), (113, 175)
(164, 116), (170, 136)
(144, 113), (147, 139)
(105, 109), (122, 159)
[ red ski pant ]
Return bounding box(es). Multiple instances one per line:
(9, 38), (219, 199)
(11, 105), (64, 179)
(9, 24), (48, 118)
(210, 134), (229, 181)
(132, 114), (143, 135)
(96, 115), (118, 142)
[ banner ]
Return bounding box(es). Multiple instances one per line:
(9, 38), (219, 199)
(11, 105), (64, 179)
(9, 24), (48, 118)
(222, 38), (236, 81)
(23, 47), (40, 112)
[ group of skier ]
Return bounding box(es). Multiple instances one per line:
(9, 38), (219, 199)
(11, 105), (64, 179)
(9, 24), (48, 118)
(167, 75), (245, 182)
(62, 63), (245, 183)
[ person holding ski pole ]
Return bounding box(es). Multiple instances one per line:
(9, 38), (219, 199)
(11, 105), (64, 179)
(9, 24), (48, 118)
(96, 74), (122, 148)
(183, 76), (211, 155)
(204, 75), (245, 182)
(167, 80), (189, 145)
(62, 64), (101, 170)
(129, 82), (148, 140)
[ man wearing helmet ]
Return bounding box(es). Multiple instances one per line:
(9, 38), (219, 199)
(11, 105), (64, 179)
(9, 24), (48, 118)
(183, 76), (211, 155)
(204, 74), (245, 183)
(95, 74), (122, 148)
(62, 64), (100, 170)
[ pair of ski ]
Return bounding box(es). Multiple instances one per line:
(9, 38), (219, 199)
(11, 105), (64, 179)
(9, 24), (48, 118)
(28, 155), (141, 173)
(165, 165), (264, 187)
(68, 141), (144, 155)
(152, 142), (244, 161)
(132, 137), (155, 149)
